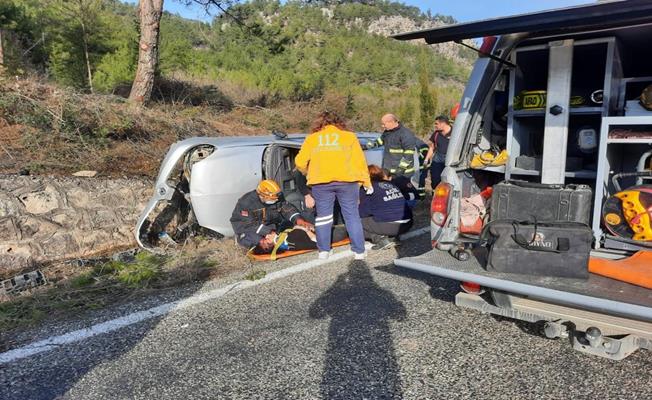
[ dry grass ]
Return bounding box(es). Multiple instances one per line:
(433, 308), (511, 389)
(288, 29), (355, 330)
(0, 77), (451, 177)
(0, 236), (252, 346)
(0, 77), (229, 176)
(0, 77), (304, 176)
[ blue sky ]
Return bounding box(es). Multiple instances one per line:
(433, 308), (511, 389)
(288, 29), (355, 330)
(124, 0), (596, 23)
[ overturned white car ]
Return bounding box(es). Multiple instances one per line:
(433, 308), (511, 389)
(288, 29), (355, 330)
(134, 133), (385, 248)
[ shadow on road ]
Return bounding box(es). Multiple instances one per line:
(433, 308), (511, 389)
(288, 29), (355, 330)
(309, 260), (406, 399)
(372, 236), (460, 304)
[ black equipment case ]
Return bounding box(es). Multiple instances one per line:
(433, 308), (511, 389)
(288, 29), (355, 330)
(490, 180), (593, 224)
(486, 220), (592, 279)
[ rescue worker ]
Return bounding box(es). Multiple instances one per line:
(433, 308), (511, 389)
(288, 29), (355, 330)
(295, 111), (372, 260)
(359, 165), (413, 250)
(230, 179), (313, 251)
(424, 115), (453, 189)
(366, 114), (418, 178)
(390, 171), (420, 209)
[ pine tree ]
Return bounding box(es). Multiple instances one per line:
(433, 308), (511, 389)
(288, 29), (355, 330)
(418, 61), (436, 135)
(129, 0), (164, 104)
(45, 0), (106, 91)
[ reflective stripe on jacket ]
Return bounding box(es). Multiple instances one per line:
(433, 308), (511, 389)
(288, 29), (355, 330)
(366, 124), (417, 176)
(230, 190), (300, 247)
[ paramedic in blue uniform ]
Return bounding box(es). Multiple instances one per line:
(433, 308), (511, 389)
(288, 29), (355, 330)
(359, 165), (413, 250)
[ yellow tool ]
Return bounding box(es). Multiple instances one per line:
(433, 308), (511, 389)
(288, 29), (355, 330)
(471, 149), (508, 169)
(513, 90), (586, 110)
(614, 190), (652, 241)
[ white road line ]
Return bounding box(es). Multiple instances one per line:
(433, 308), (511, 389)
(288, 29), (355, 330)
(0, 228), (430, 365)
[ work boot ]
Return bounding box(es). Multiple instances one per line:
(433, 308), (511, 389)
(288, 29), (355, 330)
(372, 236), (395, 250)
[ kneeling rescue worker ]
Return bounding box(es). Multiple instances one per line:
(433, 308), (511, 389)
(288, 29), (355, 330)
(230, 179), (314, 251)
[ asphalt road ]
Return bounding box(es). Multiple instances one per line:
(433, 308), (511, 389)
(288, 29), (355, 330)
(2, 233), (651, 399)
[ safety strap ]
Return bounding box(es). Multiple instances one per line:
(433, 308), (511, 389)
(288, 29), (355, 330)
(269, 229), (293, 261)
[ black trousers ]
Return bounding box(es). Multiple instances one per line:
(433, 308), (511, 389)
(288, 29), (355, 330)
(430, 161), (445, 189)
(361, 217), (413, 242)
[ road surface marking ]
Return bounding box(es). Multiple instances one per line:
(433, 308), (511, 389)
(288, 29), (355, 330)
(0, 227), (430, 364)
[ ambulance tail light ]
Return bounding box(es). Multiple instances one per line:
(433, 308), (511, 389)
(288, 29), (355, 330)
(431, 182), (451, 226)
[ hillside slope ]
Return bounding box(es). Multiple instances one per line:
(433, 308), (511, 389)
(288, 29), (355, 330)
(0, 0), (473, 176)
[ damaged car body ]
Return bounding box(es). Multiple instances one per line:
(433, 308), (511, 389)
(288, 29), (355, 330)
(135, 133), (385, 248)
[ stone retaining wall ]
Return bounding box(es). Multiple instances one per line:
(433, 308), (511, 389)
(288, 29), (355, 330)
(0, 175), (153, 276)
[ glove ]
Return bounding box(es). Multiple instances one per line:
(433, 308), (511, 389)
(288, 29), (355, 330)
(364, 186), (374, 195)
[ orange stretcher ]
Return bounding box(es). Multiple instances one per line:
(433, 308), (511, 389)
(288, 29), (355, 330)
(588, 251), (652, 289)
(247, 238), (351, 261)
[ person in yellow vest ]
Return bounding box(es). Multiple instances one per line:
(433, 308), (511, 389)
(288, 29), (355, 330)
(295, 111), (372, 260)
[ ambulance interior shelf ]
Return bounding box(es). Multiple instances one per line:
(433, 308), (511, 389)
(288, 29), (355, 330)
(592, 117), (652, 251)
(505, 39), (611, 180)
(618, 77), (652, 116)
(469, 39), (613, 181)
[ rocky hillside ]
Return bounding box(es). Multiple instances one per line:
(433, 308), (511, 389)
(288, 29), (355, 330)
(367, 15), (474, 64)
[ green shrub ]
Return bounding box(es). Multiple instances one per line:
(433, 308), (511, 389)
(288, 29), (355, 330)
(70, 272), (96, 288)
(93, 45), (137, 93)
(112, 252), (164, 287)
(245, 269), (267, 281)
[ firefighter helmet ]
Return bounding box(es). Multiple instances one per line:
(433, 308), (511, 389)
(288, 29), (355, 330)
(256, 180), (282, 203)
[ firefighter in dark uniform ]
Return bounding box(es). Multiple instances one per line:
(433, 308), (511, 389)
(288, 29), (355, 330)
(366, 113), (418, 178)
(230, 180), (313, 251)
